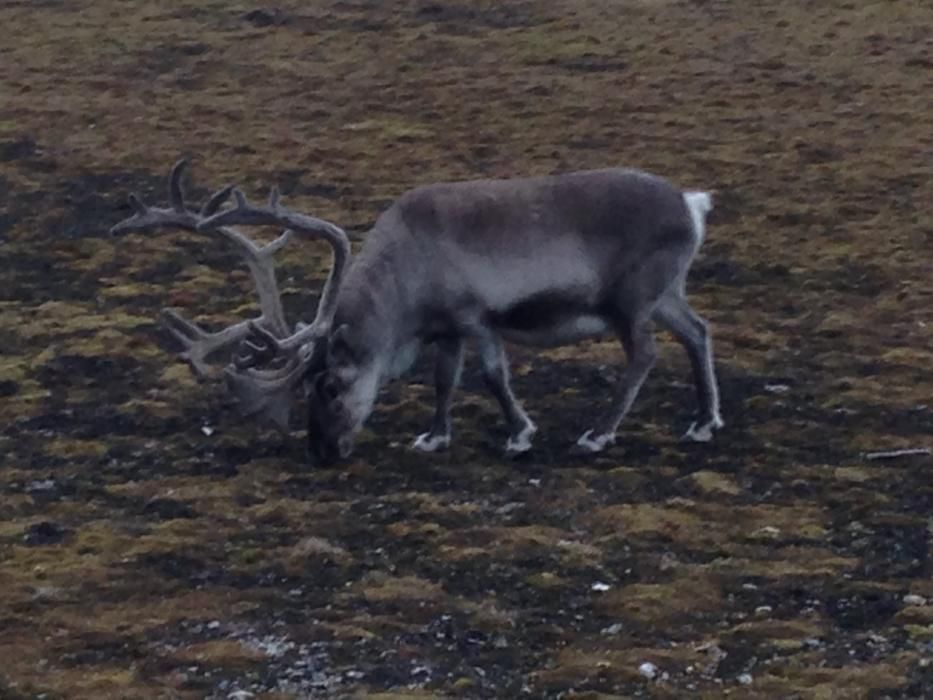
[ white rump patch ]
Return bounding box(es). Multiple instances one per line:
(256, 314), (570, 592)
(684, 191), (714, 245)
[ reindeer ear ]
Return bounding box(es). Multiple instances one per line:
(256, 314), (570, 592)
(328, 324), (355, 367)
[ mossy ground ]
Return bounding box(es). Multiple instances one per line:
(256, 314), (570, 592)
(1, 0), (931, 698)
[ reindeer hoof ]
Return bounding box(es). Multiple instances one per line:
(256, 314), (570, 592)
(576, 429), (615, 453)
(505, 421), (537, 456)
(412, 432), (450, 452)
(681, 415), (725, 443)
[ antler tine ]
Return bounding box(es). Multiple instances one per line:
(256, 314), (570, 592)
(201, 184), (235, 217)
(110, 159), (195, 236)
(222, 315), (323, 429)
(128, 193), (148, 216)
(162, 309), (255, 379)
(111, 160), (295, 380)
(169, 158), (188, 213)
(231, 320), (282, 370)
(224, 358), (310, 430)
(198, 188), (352, 359)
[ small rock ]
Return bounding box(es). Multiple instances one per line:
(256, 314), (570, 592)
(738, 673), (753, 685)
(242, 8), (287, 27)
(601, 623), (623, 635)
(764, 383), (790, 394)
(755, 605), (773, 616)
(31, 586), (62, 601)
(201, 425), (214, 436)
(23, 521), (70, 546)
(451, 677), (475, 691)
(496, 502), (523, 515)
(752, 525), (781, 539)
(904, 594), (926, 606)
(638, 661), (658, 680)
(591, 581), (611, 592)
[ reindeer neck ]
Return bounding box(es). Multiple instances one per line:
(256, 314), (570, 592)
(333, 231), (426, 366)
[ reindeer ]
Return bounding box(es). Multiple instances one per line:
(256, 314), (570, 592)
(112, 160), (723, 464)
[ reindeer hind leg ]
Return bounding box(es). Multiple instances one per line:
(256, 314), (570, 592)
(653, 290), (723, 441)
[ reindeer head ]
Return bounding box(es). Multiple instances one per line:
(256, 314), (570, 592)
(300, 322), (388, 464)
(111, 161), (352, 462)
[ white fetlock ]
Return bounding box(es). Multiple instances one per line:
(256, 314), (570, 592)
(682, 414), (724, 443)
(576, 429), (615, 453)
(505, 421), (537, 455)
(412, 432), (450, 452)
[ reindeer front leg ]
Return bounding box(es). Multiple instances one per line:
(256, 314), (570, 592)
(412, 336), (464, 452)
(476, 332), (537, 455)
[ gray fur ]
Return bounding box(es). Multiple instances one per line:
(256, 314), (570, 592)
(315, 168), (722, 458)
(114, 162), (723, 462)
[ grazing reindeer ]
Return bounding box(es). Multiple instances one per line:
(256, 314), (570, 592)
(113, 161), (722, 464)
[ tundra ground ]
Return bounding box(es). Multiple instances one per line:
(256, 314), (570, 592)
(0, 1), (931, 698)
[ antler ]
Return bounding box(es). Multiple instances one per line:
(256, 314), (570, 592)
(111, 160), (307, 427)
(198, 186), (352, 368)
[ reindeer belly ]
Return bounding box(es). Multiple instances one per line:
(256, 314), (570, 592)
(492, 294), (610, 347)
(439, 239), (610, 345)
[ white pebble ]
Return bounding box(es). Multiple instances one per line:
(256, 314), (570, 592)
(638, 661), (658, 679)
(903, 594), (926, 606)
(754, 525), (781, 538)
(764, 383), (790, 394)
(738, 673), (753, 685)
